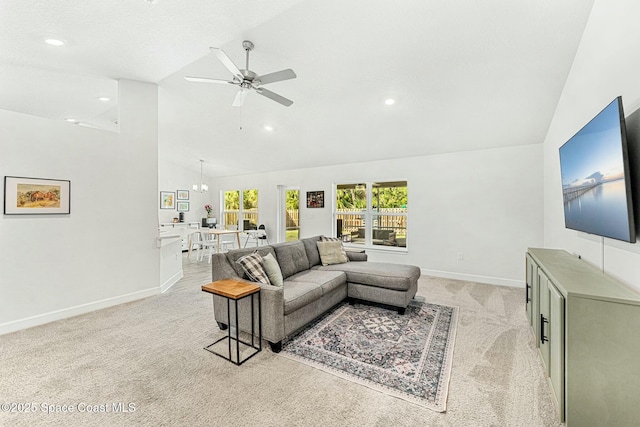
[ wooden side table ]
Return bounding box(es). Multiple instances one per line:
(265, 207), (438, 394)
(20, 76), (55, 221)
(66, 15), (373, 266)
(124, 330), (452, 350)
(201, 279), (262, 365)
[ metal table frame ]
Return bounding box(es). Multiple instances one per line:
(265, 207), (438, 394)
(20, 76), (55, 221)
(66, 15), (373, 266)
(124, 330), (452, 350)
(204, 290), (262, 366)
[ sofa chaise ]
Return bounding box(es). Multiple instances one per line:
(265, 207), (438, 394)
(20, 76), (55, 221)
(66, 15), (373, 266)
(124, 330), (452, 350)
(209, 235), (420, 352)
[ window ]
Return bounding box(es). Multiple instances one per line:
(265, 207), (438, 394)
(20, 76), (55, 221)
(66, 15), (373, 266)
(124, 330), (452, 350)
(222, 189), (258, 229)
(336, 183), (367, 244)
(335, 181), (407, 249)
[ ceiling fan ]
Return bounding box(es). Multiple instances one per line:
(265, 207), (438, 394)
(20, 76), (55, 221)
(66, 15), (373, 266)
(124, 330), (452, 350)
(185, 40), (296, 107)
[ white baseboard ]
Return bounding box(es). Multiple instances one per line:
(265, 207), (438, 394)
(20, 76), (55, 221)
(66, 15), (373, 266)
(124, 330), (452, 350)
(0, 287), (159, 336)
(421, 268), (524, 288)
(161, 270), (183, 293)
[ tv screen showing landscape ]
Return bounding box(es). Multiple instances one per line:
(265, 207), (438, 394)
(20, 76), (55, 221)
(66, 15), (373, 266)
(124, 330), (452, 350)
(559, 97), (636, 243)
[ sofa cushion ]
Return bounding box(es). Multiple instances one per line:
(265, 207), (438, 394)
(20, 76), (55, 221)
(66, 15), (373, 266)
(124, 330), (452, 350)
(225, 246), (276, 279)
(271, 241), (310, 279)
(316, 262), (420, 291)
(236, 253), (270, 285)
(262, 253), (283, 287)
(301, 236), (322, 267)
(316, 240), (349, 265)
(287, 269), (346, 296)
(283, 281), (323, 315)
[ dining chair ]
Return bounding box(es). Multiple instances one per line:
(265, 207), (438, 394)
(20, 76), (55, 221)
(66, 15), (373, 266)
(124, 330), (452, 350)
(187, 231), (203, 259)
(219, 232), (237, 253)
(198, 232), (217, 263)
(244, 225), (267, 247)
(257, 224), (269, 245)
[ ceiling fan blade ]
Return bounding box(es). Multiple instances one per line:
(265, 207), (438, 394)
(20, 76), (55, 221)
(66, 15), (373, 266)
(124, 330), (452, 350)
(210, 47), (243, 82)
(256, 87), (293, 107)
(232, 90), (249, 107)
(255, 69), (297, 85)
(184, 76), (236, 85)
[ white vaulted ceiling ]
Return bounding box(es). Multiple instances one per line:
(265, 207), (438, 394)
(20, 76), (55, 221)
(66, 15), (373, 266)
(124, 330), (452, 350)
(1, 0), (595, 177)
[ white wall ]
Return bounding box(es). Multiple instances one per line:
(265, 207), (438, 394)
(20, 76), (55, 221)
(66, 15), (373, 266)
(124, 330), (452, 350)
(0, 79), (160, 334)
(542, 0), (640, 291)
(213, 143), (543, 286)
(158, 158), (215, 225)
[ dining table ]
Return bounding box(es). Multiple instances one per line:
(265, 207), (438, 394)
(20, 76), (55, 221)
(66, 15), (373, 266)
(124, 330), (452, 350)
(201, 228), (243, 254)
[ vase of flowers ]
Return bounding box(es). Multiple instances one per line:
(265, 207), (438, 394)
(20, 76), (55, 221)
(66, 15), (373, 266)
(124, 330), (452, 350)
(204, 204), (213, 218)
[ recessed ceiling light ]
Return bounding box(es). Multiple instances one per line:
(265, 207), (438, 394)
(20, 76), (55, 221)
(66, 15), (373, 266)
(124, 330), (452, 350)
(264, 125), (274, 131)
(65, 118), (79, 124)
(385, 98), (395, 106)
(97, 97), (111, 102)
(44, 38), (66, 46)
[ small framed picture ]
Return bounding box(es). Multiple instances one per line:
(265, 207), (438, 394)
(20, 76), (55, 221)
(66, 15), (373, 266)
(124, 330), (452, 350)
(160, 191), (175, 209)
(177, 201), (190, 212)
(306, 191), (324, 208)
(342, 234), (352, 243)
(177, 190), (189, 200)
(4, 176), (71, 215)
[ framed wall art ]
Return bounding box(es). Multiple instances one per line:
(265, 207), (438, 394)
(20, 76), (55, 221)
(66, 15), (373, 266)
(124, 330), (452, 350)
(177, 190), (189, 200)
(4, 176), (71, 215)
(160, 191), (176, 209)
(306, 190), (324, 208)
(177, 201), (190, 212)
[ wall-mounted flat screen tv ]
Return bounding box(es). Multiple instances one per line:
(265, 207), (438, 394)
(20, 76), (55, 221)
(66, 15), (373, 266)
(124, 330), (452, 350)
(559, 96), (636, 243)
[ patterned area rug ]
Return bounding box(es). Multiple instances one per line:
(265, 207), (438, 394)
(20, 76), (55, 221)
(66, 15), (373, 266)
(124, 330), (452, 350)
(280, 301), (458, 412)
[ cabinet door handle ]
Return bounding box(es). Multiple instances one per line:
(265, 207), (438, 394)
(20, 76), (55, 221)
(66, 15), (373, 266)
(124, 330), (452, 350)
(526, 284), (531, 303)
(540, 313), (549, 344)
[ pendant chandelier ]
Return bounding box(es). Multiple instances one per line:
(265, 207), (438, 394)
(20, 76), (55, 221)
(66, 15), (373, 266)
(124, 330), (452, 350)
(193, 159), (209, 193)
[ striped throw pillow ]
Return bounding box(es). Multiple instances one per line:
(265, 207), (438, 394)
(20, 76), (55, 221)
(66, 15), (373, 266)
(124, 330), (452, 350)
(236, 252), (271, 285)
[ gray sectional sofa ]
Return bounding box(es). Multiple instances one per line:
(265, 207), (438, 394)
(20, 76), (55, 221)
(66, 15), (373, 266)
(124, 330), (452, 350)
(210, 235), (420, 352)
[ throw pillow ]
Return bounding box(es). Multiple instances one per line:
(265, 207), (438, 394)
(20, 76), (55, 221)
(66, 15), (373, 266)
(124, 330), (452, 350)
(236, 252), (271, 285)
(262, 253), (284, 287)
(316, 240), (349, 266)
(320, 235), (349, 261)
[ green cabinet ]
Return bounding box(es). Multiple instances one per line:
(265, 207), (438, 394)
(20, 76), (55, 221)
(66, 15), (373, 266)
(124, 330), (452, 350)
(525, 253), (540, 342)
(526, 248), (640, 426)
(536, 267), (564, 418)
(547, 279), (564, 417)
(538, 269), (551, 373)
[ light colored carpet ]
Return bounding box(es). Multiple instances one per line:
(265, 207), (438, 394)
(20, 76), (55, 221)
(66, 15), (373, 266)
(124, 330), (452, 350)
(0, 254), (562, 426)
